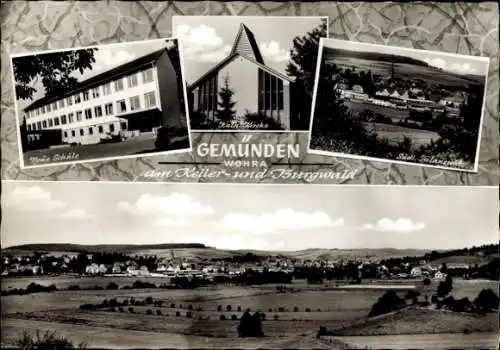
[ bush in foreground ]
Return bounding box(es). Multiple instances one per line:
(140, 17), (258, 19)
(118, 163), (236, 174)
(15, 330), (86, 349)
(474, 288), (500, 313)
(368, 290), (406, 317)
(237, 311), (263, 337)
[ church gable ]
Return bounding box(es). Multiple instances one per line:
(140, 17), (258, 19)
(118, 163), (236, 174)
(230, 23), (265, 64)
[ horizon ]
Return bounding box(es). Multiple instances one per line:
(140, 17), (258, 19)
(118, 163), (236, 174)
(1, 182), (498, 251)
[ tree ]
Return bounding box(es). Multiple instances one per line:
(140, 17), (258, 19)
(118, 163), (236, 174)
(474, 288), (499, 313)
(215, 76), (237, 122)
(286, 18), (327, 129)
(437, 276), (453, 298)
(237, 311), (264, 337)
(13, 48), (98, 100)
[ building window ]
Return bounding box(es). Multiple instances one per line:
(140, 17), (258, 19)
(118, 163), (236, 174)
(66, 96), (73, 106)
(68, 113), (74, 124)
(85, 108), (92, 120)
(109, 124), (115, 133)
(52, 102), (58, 111)
(41, 106), (45, 114)
(64, 131), (68, 138)
(71, 130), (76, 137)
(80, 129), (84, 136)
(92, 87), (100, 98)
(61, 115), (67, 124)
(258, 69), (284, 114)
(127, 73), (138, 88)
(130, 95), (141, 111)
(98, 125), (103, 133)
(48, 119), (53, 127)
(27, 124), (31, 131)
(59, 99), (65, 108)
(117, 100), (127, 114)
(103, 82), (112, 95)
(42, 120), (47, 128)
(36, 108), (40, 116)
(121, 122), (127, 130)
(94, 106), (103, 117)
(105, 103), (113, 116)
(37, 121), (42, 129)
(46, 104), (51, 113)
(115, 78), (124, 92)
(142, 68), (154, 83)
(88, 127), (93, 135)
(74, 94), (81, 104)
(76, 111), (83, 122)
(144, 91), (156, 108)
(83, 90), (90, 101)
(54, 117), (60, 126)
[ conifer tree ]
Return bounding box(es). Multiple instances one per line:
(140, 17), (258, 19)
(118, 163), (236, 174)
(216, 76), (237, 122)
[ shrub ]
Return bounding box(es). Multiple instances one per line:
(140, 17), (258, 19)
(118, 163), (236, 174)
(431, 294), (439, 303)
(226, 305), (232, 312)
(273, 314), (279, 320)
(231, 314), (238, 321)
(79, 304), (95, 310)
(145, 296), (153, 305)
(217, 305), (222, 311)
(423, 277), (431, 286)
(68, 285), (80, 291)
(197, 307), (203, 312)
(220, 314), (226, 320)
(15, 330), (85, 349)
(305, 308), (311, 312)
(268, 308), (272, 312)
(278, 307), (285, 312)
(294, 306), (299, 312)
(260, 313), (266, 320)
(237, 306), (242, 312)
(186, 311), (193, 318)
(156, 300), (163, 307)
(188, 304), (193, 310)
(92, 286), (104, 290)
(171, 303), (176, 308)
(146, 309), (153, 315)
(109, 298), (118, 307)
(474, 288), (500, 313)
(437, 277), (453, 297)
(101, 299), (109, 307)
(122, 299), (129, 306)
(106, 282), (119, 290)
(176, 311), (181, 317)
(130, 297), (136, 305)
(237, 311), (264, 337)
(368, 291), (406, 317)
(128, 307), (134, 313)
(156, 309), (162, 315)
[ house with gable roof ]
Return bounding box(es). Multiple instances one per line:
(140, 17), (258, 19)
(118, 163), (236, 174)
(187, 23), (305, 130)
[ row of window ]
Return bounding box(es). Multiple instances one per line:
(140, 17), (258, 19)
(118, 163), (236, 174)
(26, 67), (155, 119)
(27, 92), (157, 131)
(62, 122), (128, 138)
(197, 74), (218, 113)
(258, 68), (284, 112)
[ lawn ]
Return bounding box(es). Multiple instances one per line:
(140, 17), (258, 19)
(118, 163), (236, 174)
(362, 122), (441, 147)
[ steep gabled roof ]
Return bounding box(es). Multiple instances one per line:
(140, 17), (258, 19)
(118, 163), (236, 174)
(23, 48), (168, 112)
(230, 23), (264, 64)
(188, 52), (293, 90)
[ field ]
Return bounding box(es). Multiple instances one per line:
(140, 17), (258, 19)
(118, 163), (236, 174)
(1, 276), (497, 348)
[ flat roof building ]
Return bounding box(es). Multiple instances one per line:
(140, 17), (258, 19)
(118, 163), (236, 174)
(22, 43), (184, 146)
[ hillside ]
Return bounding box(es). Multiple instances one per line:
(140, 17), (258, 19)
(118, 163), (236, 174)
(2, 243), (209, 254)
(323, 47), (431, 68)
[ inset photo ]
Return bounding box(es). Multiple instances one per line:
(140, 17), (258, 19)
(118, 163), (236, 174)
(173, 16), (328, 132)
(12, 38), (191, 168)
(308, 38), (490, 172)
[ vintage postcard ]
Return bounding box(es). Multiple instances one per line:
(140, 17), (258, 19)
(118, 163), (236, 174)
(1, 181), (499, 349)
(11, 38), (192, 169)
(173, 16), (328, 132)
(308, 38), (490, 172)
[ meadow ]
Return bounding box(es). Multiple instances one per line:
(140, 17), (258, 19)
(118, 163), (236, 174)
(1, 277), (497, 348)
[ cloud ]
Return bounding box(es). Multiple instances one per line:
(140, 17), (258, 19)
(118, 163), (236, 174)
(176, 24), (231, 62)
(259, 41), (290, 62)
(361, 218), (425, 233)
(3, 186), (67, 212)
(221, 209), (344, 235)
(117, 193), (215, 218)
(154, 217), (189, 227)
(58, 208), (94, 220)
(424, 57), (478, 75)
(91, 49), (136, 72)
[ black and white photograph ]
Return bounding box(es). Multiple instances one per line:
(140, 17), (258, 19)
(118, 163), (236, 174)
(172, 16), (327, 132)
(1, 181), (498, 349)
(11, 38), (191, 168)
(308, 38), (490, 172)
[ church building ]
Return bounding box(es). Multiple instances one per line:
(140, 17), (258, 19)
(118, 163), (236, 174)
(187, 23), (304, 130)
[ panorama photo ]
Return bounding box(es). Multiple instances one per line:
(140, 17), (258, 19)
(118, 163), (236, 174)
(308, 38), (490, 171)
(1, 181), (499, 349)
(173, 16), (327, 132)
(11, 38), (191, 168)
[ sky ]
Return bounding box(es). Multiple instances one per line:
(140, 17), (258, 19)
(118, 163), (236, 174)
(322, 38), (490, 77)
(1, 181), (498, 251)
(172, 16), (327, 84)
(14, 38), (176, 114)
